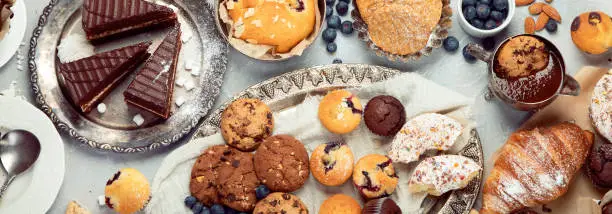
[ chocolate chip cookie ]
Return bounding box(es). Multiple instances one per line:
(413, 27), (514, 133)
(253, 192), (308, 214)
(190, 145), (260, 211)
(254, 135), (309, 192)
(221, 98), (274, 152)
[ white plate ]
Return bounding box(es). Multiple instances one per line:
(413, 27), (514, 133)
(0, 0), (26, 68)
(0, 96), (65, 214)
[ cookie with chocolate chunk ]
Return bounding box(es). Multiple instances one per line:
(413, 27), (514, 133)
(221, 98), (274, 152)
(254, 135), (309, 192)
(189, 145), (240, 206)
(253, 192), (308, 214)
(217, 150), (259, 212)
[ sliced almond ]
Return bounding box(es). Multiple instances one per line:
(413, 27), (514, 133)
(535, 13), (550, 31)
(525, 17), (536, 34)
(528, 2), (545, 15)
(543, 5), (562, 22)
(516, 0), (535, 6)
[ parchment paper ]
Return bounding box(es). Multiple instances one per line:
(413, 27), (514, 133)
(487, 66), (610, 214)
(146, 73), (478, 214)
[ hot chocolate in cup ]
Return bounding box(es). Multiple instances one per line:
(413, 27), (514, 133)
(467, 34), (580, 111)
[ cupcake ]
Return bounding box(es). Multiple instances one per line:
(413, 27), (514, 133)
(218, 0), (322, 60)
(362, 198), (401, 214)
(318, 90), (363, 134)
(310, 141), (354, 186)
(0, 0), (14, 41)
(319, 194), (361, 214)
(104, 168), (151, 214)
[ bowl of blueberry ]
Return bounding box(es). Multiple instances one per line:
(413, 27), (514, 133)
(458, 0), (515, 38)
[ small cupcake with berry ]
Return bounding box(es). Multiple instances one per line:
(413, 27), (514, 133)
(310, 141), (355, 186)
(104, 168), (151, 214)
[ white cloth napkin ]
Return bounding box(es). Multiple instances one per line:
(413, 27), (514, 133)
(146, 72), (474, 214)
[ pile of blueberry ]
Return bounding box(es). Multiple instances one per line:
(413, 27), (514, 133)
(183, 185), (270, 214)
(462, 0), (508, 30)
(322, 0), (353, 54)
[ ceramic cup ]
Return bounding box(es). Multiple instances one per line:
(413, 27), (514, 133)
(467, 34), (580, 111)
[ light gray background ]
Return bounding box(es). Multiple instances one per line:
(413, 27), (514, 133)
(1, 0), (611, 213)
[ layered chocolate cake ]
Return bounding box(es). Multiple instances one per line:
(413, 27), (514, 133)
(58, 42), (152, 113)
(123, 24), (181, 119)
(82, 0), (177, 43)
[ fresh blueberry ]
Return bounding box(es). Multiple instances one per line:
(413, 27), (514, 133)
(336, 2), (349, 16)
(192, 202), (203, 213)
(326, 6), (333, 17)
(492, 0), (508, 10)
(200, 207), (211, 214)
(185, 196), (197, 208)
(463, 45), (476, 62)
(322, 28), (337, 42)
(326, 0), (335, 6)
(476, 4), (491, 19)
(327, 15), (341, 29)
(463, 6), (477, 21)
(327, 42), (338, 53)
(470, 19), (484, 29)
(211, 204), (225, 214)
(255, 185), (270, 200)
(462, 0), (476, 7)
(490, 10), (504, 21)
(224, 207), (237, 214)
(333, 59), (343, 64)
(482, 37), (496, 51)
(545, 20), (557, 32)
(339, 0), (351, 3)
(443, 36), (459, 52)
(479, 0), (491, 4)
(341, 21), (353, 34)
(485, 19), (497, 29)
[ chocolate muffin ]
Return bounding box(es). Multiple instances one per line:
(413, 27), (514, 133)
(587, 143), (612, 188)
(362, 198), (401, 214)
(364, 95), (406, 136)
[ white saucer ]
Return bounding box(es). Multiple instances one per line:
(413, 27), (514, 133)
(0, 96), (65, 214)
(0, 0), (27, 68)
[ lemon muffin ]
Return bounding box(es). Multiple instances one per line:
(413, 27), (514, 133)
(318, 194), (361, 214)
(352, 154), (398, 199)
(318, 90), (363, 134)
(104, 168), (151, 214)
(571, 11), (612, 55)
(310, 141), (354, 186)
(224, 0), (316, 53)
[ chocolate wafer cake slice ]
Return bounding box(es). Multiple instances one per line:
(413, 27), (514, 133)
(58, 41), (152, 113)
(124, 24), (182, 119)
(82, 0), (177, 43)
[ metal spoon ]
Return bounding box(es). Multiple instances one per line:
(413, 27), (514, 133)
(0, 130), (41, 198)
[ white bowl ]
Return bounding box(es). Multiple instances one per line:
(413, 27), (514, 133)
(457, 0), (515, 38)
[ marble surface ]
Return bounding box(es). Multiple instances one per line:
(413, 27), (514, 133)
(0, 0), (611, 213)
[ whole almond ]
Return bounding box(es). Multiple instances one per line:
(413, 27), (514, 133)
(535, 13), (550, 31)
(525, 17), (536, 34)
(515, 0), (534, 6)
(543, 5), (562, 22)
(528, 2), (546, 15)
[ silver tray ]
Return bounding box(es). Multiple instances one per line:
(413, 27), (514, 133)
(28, 0), (228, 153)
(190, 64), (483, 214)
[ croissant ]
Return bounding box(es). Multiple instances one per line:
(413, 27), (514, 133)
(481, 122), (594, 214)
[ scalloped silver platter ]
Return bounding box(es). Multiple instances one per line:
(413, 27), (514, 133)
(28, 0), (228, 153)
(190, 64), (483, 214)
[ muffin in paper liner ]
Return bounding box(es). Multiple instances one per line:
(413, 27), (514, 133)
(350, 0), (452, 62)
(104, 168), (152, 214)
(0, 0), (15, 41)
(216, 0), (325, 61)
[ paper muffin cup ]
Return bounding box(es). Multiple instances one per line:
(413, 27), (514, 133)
(350, 0), (453, 62)
(215, 0), (325, 61)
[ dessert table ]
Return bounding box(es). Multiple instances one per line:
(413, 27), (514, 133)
(0, 0), (610, 213)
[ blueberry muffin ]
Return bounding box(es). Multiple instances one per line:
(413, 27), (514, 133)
(310, 141), (354, 186)
(571, 11), (612, 54)
(253, 192), (308, 214)
(104, 168), (151, 214)
(352, 154), (398, 199)
(220, 98), (274, 152)
(318, 90), (363, 134)
(254, 135), (309, 192)
(318, 194), (361, 214)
